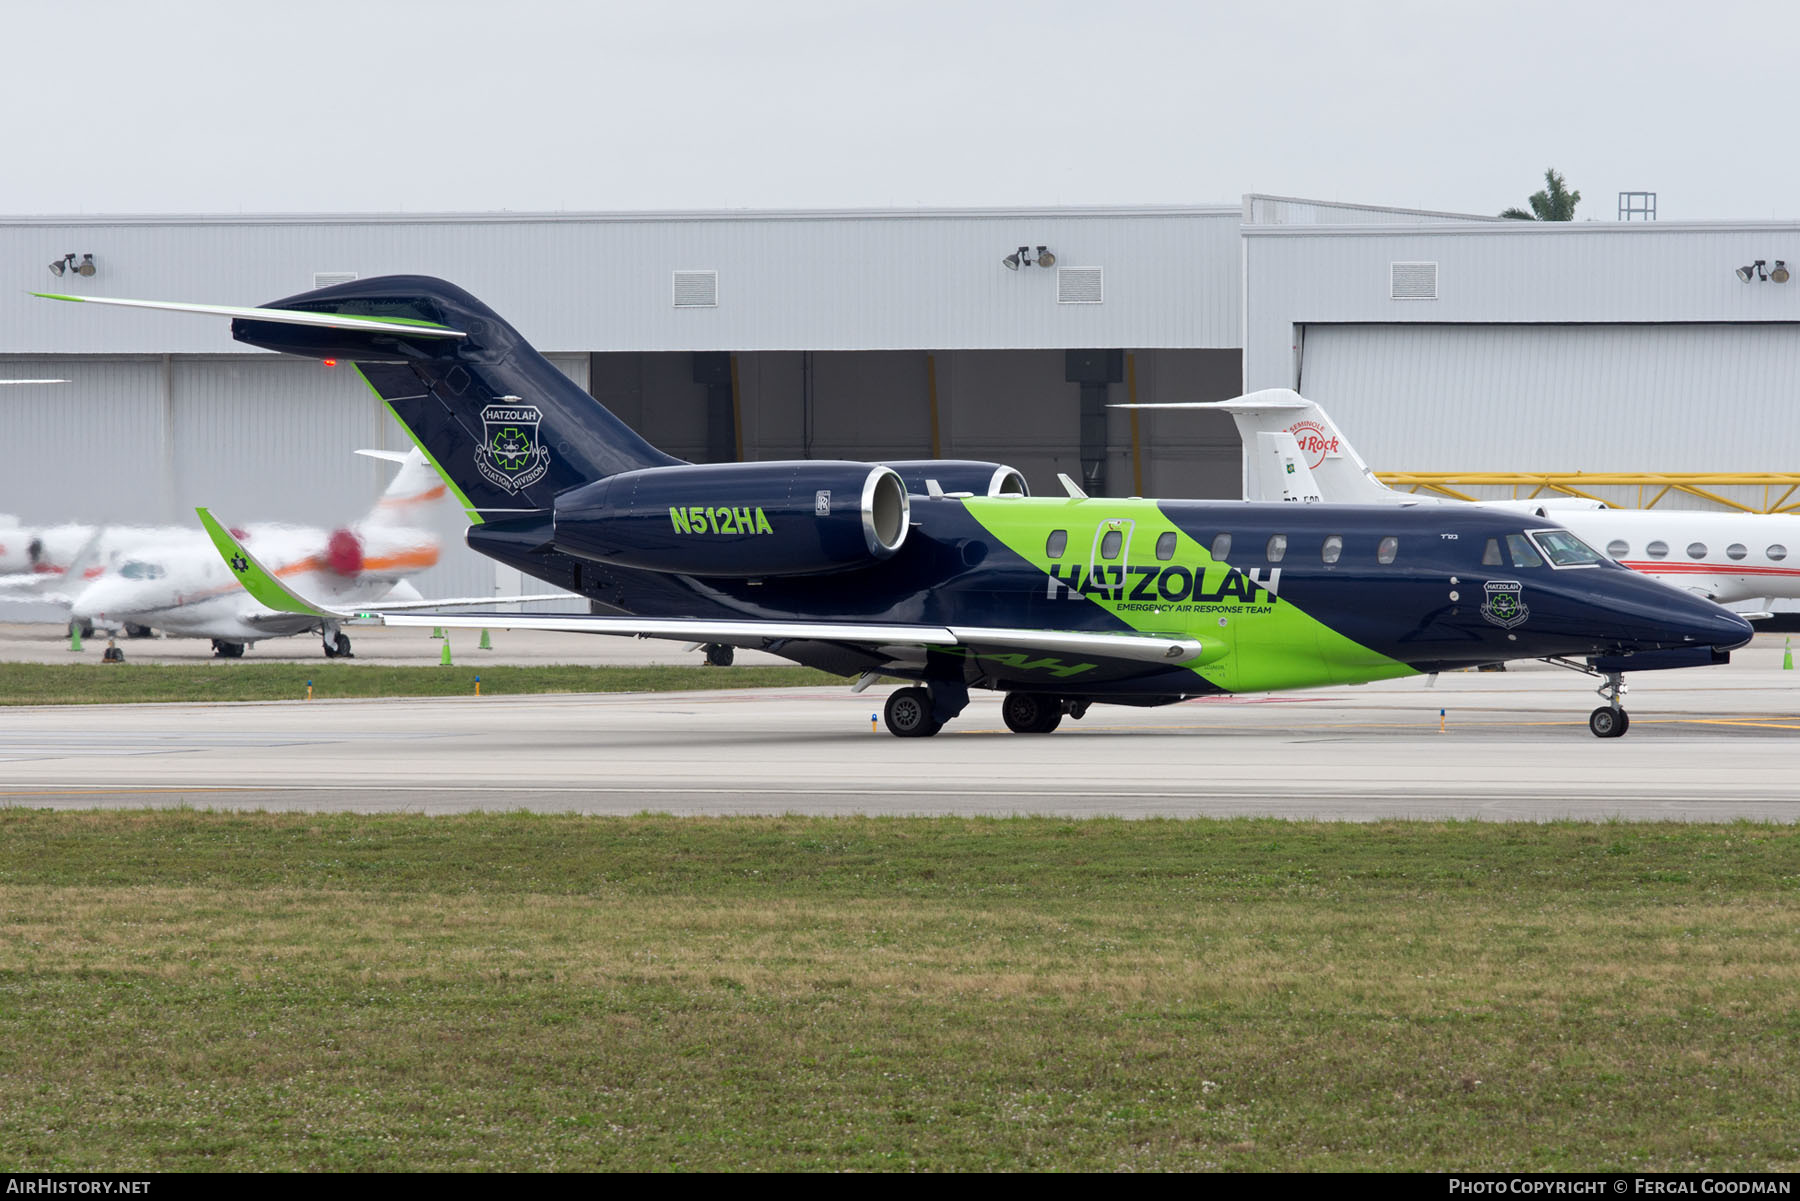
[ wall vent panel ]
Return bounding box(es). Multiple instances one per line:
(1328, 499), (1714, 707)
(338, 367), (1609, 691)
(673, 270), (719, 308)
(1389, 261), (1438, 300)
(1057, 266), (1104, 304)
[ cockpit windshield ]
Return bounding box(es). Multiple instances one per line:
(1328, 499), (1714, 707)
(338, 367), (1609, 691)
(1527, 528), (1606, 568)
(118, 560), (166, 580)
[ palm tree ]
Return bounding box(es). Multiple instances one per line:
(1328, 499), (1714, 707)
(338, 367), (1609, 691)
(1500, 168), (1580, 220)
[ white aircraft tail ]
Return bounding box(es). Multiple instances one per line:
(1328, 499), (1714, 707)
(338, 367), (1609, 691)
(1205, 390), (1401, 504)
(356, 448), (449, 529)
(1253, 431), (1324, 503)
(1113, 387), (1407, 505)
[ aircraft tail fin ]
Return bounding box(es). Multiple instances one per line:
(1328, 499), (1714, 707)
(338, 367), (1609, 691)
(1254, 431), (1324, 503)
(1165, 389), (1404, 504)
(355, 447), (449, 529)
(43, 278), (684, 525)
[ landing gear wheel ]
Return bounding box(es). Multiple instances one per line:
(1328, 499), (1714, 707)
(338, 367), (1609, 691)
(703, 643), (735, 667)
(1002, 692), (1064, 734)
(884, 687), (943, 738)
(124, 624), (155, 639)
(211, 639), (245, 659)
(1588, 706), (1629, 738)
(323, 632), (353, 659)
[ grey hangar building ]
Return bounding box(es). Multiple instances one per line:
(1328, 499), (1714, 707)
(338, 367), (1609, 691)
(3, 195), (1796, 602)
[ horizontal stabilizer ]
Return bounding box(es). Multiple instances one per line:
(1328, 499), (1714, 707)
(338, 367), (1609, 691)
(34, 293), (466, 338)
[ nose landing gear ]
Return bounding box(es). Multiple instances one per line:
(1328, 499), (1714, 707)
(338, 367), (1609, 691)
(1588, 671), (1629, 739)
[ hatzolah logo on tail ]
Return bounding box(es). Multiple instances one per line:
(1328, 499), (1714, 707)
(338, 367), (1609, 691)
(1480, 580), (1530, 629)
(477, 398), (551, 494)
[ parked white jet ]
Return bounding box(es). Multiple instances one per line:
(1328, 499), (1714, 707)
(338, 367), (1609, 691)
(6, 450), (446, 656)
(1148, 390), (1800, 613)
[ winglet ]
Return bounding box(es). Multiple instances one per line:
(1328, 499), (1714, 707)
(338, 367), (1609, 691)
(196, 507), (349, 619)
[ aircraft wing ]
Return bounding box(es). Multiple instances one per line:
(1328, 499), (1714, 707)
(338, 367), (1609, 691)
(371, 611), (1214, 666)
(198, 507), (568, 616)
(199, 508), (1214, 666)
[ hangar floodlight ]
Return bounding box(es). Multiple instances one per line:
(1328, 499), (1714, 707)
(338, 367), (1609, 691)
(1773, 260), (1791, 284)
(1736, 261), (1768, 282)
(1036, 246), (1057, 267)
(1002, 246), (1025, 270)
(48, 253), (95, 278)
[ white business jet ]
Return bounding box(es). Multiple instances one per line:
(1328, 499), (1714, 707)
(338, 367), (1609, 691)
(1128, 389), (1800, 615)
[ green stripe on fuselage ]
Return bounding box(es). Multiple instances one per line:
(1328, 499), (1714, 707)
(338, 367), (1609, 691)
(960, 496), (1416, 692)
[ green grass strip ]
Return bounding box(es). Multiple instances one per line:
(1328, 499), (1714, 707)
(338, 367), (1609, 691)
(0, 813), (1796, 1171)
(0, 662), (840, 705)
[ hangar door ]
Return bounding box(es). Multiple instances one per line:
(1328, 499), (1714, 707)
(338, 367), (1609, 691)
(1297, 323), (1800, 473)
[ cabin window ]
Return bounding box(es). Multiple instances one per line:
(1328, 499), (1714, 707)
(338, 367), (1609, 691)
(1100, 530), (1123, 559)
(1645, 540), (1669, 559)
(1727, 543), (1748, 561)
(1506, 533), (1543, 568)
(1155, 531), (1177, 561)
(1770, 544), (1789, 561)
(1482, 538), (1503, 566)
(1211, 533), (1232, 561)
(1686, 542), (1708, 560)
(1528, 528), (1605, 567)
(1046, 530), (1067, 559)
(1377, 536), (1399, 564)
(119, 561), (165, 581)
(1321, 535), (1343, 564)
(1266, 534), (1287, 563)
(1606, 540), (1629, 559)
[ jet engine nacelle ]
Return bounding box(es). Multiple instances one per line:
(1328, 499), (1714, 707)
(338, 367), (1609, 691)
(325, 528), (364, 576)
(553, 461), (910, 577)
(881, 460), (1029, 497)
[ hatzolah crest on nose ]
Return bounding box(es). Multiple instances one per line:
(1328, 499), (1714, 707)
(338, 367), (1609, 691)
(1480, 579), (1530, 629)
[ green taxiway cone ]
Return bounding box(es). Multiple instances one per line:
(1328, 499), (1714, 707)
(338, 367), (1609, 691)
(439, 639), (453, 667)
(478, 628), (492, 650)
(1785, 637), (1793, 671)
(431, 626), (445, 639)
(68, 624), (82, 652)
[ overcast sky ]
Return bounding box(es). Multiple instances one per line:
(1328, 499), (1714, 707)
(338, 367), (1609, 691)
(5, 0), (1794, 221)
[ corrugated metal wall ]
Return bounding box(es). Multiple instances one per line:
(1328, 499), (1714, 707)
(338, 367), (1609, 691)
(1298, 323), (1800, 505)
(1243, 195), (1499, 226)
(1, 207), (1243, 356)
(1243, 220), (1800, 395)
(0, 353), (593, 605)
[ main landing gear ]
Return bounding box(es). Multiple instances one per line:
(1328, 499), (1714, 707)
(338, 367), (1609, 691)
(1000, 692), (1089, 734)
(1589, 671), (1629, 739)
(883, 687), (941, 738)
(882, 679), (972, 738)
(322, 631), (353, 658)
(211, 639), (246, 659)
